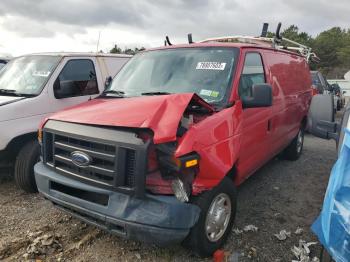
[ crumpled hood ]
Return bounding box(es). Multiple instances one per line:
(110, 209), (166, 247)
(0, 96), (25, 106)
(48, 93), (214, 144)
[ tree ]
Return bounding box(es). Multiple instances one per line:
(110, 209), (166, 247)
(109, 45), (145, 55)
(281, 25), (313, 46)
(110, 45), (122, 54)
(312, 27), (348, 77)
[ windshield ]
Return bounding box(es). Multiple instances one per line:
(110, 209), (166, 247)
(0, 55), (61, 96)
(107, 47), (238, 104)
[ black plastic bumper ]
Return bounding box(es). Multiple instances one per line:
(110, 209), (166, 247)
(34, 162), (200, 246)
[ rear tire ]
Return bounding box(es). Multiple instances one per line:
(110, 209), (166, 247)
(14, 140), (40, 193)
(183, 177), (237, 257)
(283, 127), (304, 161)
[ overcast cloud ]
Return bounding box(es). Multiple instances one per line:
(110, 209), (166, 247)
(0, 0), (349, 56)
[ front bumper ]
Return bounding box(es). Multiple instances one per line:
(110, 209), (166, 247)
(34, 162), (200, 246)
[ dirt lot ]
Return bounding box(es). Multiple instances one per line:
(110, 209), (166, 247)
(0, 134), (336, 261)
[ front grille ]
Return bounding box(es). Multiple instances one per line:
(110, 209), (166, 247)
(42, 120), (148, 197)
(51, 181), (109, 206)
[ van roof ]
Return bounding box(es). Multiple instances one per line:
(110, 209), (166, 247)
(18, 52), (132, 58)
(146, 42), (305, 58)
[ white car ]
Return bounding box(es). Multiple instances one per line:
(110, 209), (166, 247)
(0, 52), (131, 192)
(0, 58), (10, 71)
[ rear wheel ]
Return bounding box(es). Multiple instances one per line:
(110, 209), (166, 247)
(183, 177), (237, 257)
(14, 140), (40, 193)
(284, 127), (304, 161)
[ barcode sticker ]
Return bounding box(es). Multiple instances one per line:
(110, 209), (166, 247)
(32, 71), (51, 77)
(196, 62), (226, 70)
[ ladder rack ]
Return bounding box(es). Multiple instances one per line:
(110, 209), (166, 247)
(198, 23), (320, 64)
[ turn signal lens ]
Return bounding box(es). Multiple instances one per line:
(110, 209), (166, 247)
(171, 155), (199, 170)
(185, 159), (198, 168)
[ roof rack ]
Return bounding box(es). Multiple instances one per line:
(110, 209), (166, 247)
(199, 22), (320, 64)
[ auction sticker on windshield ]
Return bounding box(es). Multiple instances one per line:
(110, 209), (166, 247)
(32, 71), (51, 77)
(196, 62), (226, 70)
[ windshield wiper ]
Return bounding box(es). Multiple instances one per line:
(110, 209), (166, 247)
(0, 89), (17, 94)
(0, 89), (32, 97)
(141, 91), (172, 96)
(100, 90), (126, 98)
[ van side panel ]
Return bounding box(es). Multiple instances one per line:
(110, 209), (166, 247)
(262, 50), (312, 153)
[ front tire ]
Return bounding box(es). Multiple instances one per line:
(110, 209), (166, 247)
(284, 127), (304, 161)
(14, 140), (40, 193)
(183, 177), (237, 257)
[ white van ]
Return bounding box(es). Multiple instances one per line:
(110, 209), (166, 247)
(0, 52), (131, 192)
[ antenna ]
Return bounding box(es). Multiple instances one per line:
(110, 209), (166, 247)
(261, 23), (269, 37)
(96, 31), (101, 52)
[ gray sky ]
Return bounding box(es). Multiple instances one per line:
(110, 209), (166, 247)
(0, 0), (349, 56)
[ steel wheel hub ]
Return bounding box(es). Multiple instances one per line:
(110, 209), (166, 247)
(297, 130), (303, 153)
(205, 193), (231, 242)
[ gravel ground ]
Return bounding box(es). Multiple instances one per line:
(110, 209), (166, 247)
(0, 134), (336, 261)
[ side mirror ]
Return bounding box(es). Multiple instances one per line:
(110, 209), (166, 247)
(308, 94), (338, 140)
(53, 78), (61, 97)
(104, 76), (113, 89)
(242, 84), (272, 108)
(343, 90), (346, 94)
(53, 78), (77, 99)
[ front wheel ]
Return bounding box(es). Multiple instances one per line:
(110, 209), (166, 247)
(283, 127), (304, 161)
(183, 177), (237, 257)
(14, 140), (40, 193)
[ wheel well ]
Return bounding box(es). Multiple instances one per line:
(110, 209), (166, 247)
(226, 164), (238, 181)
(6, 133), (38, 158)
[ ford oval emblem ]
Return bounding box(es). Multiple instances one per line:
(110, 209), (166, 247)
(70, 151), (92, 167)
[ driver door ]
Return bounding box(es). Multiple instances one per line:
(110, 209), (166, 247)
(48, 57), (102, 113)
(236, 50), (273, 181)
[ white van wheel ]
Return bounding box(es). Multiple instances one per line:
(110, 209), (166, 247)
(14, 140), (40, 193)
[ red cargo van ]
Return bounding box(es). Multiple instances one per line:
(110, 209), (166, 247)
(35, 26), (313, 256)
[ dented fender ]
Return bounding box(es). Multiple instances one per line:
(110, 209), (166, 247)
(175, 101), (243, 194)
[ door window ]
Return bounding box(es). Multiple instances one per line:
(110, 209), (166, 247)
(54, 59), (98, 99)
(238, 53), (265, 97)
